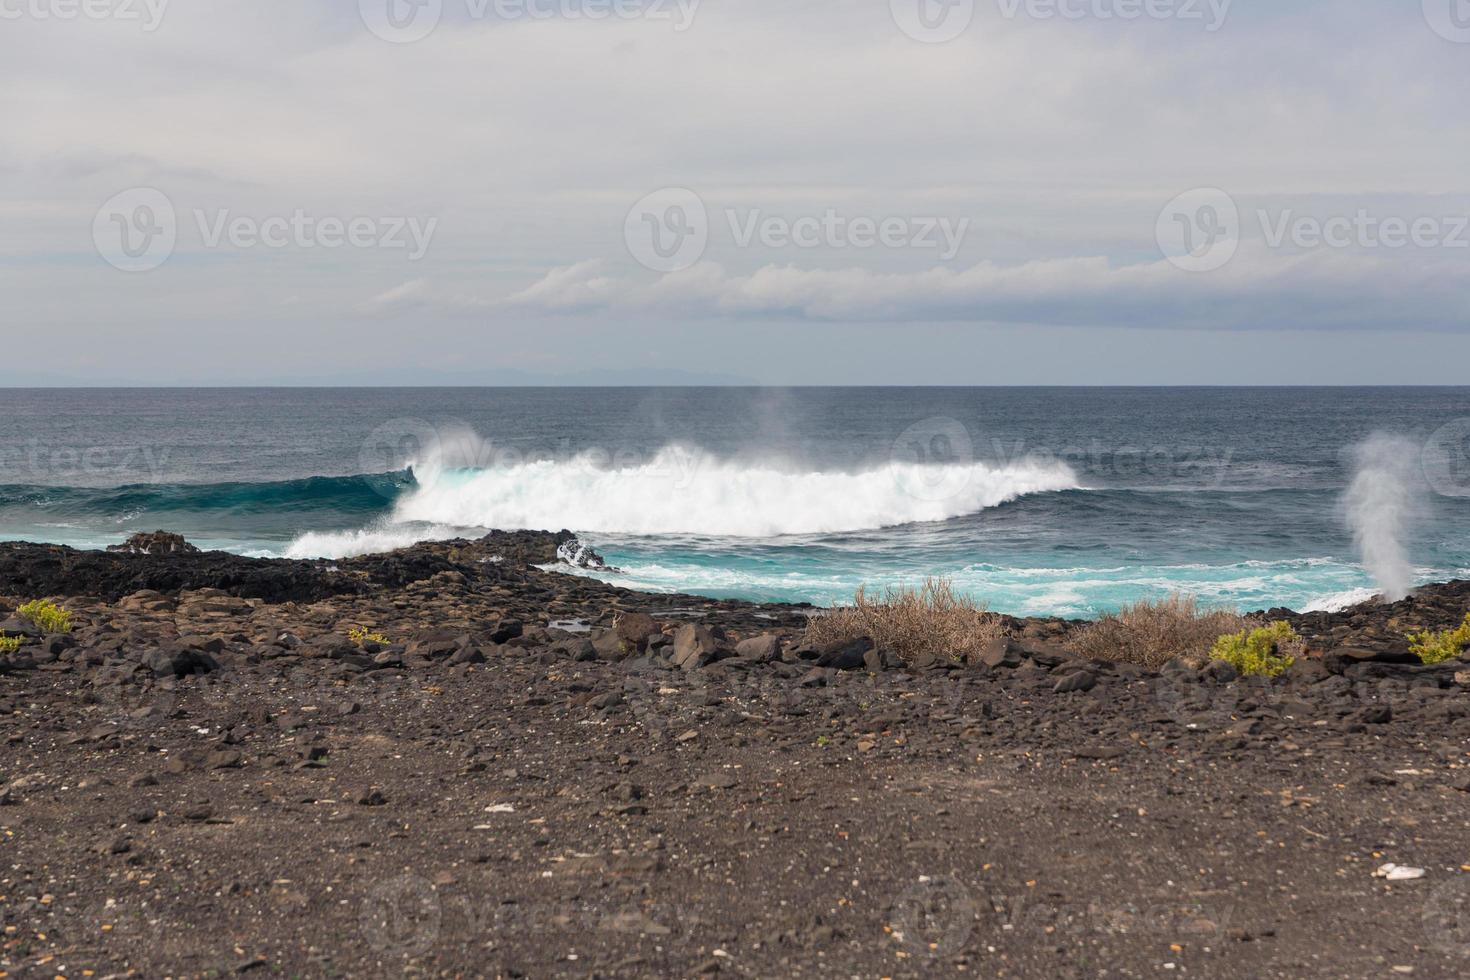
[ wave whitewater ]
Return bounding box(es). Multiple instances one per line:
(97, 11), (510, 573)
(278, 448), (1078, 558)
(395, 448), (1077, 538)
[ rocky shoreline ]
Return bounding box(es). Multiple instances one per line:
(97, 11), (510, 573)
(3, 532), (1470, 977)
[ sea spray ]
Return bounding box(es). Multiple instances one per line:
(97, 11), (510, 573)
(1343, 434), (1422, 602)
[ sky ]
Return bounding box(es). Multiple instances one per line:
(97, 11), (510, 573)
(2, 0), (1469, 385)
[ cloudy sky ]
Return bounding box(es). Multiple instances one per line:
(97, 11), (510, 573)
(3, 0), (1468, 384)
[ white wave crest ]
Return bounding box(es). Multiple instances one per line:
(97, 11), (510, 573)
(1300, 587), (1381, 614)
(389, 447), (1078, 537)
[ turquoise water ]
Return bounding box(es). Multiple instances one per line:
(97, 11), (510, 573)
(2, 387), (1468, 617)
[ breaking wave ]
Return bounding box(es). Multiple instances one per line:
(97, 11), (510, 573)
(387, 446), (1079, 538)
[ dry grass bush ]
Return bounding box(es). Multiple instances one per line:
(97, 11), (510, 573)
(805, 578), (1006, 665)
(1068, 593), (1250, 669)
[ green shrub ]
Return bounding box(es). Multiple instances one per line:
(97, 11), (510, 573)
(17, 599), (72, 634)
(348, 626), (390, 646)
(1406, 613), (1470, 665)
(1210, 621), (1299, 677)
(0, 636), (22, 655)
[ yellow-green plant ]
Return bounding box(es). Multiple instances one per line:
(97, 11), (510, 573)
(1210, 620), (1299, 677)
(17, 599), (72, 634)
(348, 626), (390, 646)
(1406, 613), (1470, 665)
(0, 636), (22, 654)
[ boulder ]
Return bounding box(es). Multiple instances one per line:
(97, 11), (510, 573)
(592, 629), (633, 661)
(489, 619), (523, 645)
(144, 644), (219, 678)
(1052, 670), (1097, 694)
(554, 637), (598, 662)
(1204, 659), (1240, 684)
(798, 666), (834, 688)
(408, 632), (467, 660)
(671, 625), (730, 671)
(734, 633), (782, 664)
(0, 617), (40, 640)
(973, 637), (1026, 669)
(1327, 642), (1418, 667)
(555, 534), (610, 569)
(107, 531), (200, 555)
(863, 647), (904, 672)
(613, 612), (660, 652)
(816, 636), (872, 670)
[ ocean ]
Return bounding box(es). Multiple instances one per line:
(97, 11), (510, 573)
(2, 387), (1467, 619)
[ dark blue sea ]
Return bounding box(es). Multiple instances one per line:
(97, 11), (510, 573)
(2, 387), (1468, 618)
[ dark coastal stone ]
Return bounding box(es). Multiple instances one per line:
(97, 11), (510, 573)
(107, 531), (201, 556)
(0, 617), (40, 639)
(816, 637), (872, 670)
(672, 625), (730, 671)
(489, 619), (524, 644)
(554, 637), (597, 661)
(614, 612), (660, 651)
(1052, 670), (1097, 694)
(1354, 705), (1393, 725)
(592, 630), (633, 661)
(735, 633), (781, 663)
(863, 647), (903, 672)
(144, 645), (219, 678)
(1203, 660), (1239, 684)
(974, 638), (1025, 669)
(798, 667), (834, 688)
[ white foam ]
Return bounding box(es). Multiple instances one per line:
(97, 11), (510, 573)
(1300, 587), (1380, 613)
(390, 446), (1077, 537)
(283, 523), (467, 560)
